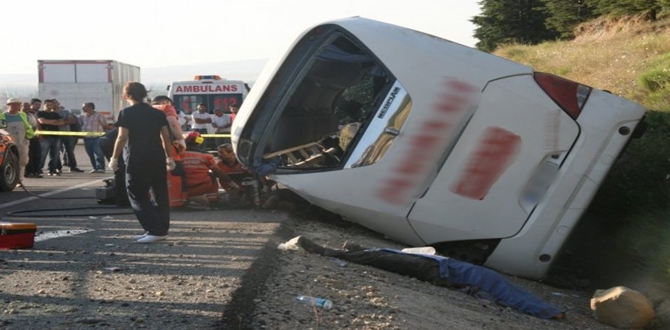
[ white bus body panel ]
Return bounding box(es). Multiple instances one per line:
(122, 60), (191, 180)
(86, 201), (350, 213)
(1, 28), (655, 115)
(484, 89), (646, 277)
(408, 75), (580, 242)
(232, 17), (646, 279)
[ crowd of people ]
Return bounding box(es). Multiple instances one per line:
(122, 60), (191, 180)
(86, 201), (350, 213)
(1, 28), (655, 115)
(1, 97), (114, 184)
(2, 84), (282, 244)
(1, 95), (240, 185)
(187, 101), (239, 148)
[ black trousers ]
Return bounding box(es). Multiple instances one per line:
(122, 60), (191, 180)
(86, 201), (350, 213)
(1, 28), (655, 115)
(126, 166), (170, 236)
(59, 136), (78, 169)
(25, 137), (42, 175)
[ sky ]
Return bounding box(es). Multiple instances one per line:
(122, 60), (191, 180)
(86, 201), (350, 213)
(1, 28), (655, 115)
(2, 0), (481, 75)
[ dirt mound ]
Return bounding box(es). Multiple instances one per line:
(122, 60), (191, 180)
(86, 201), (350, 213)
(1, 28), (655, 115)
(574, 14), (670, 43)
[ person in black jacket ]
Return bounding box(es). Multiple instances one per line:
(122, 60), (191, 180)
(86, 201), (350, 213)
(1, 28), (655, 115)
(109, 82), (175, 244)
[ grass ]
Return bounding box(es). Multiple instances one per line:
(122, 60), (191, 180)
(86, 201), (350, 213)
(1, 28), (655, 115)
(495, 16), (670, 287)
(495, 33), (670, 108)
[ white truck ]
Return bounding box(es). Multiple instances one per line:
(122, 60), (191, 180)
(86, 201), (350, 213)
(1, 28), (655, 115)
(38, 60), (141, 122)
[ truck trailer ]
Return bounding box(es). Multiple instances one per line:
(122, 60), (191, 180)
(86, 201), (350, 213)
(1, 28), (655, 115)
(38, 60), (141, 122)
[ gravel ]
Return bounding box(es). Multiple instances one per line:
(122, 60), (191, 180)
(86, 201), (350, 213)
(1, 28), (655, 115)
(0, 205), (660, 329)
(244, 213), (620, 330)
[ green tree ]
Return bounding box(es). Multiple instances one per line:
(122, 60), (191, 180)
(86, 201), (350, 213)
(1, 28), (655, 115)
(542, 0), (596, 38)
(472, 0), (559, 52)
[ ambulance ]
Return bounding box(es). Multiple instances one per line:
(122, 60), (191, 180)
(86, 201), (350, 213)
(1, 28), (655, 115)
(231, 17), (647, 279)
(167, 75), (249, 119)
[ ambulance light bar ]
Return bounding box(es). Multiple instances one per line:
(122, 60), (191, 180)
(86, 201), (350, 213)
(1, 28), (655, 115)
(194, 75), (222, 80)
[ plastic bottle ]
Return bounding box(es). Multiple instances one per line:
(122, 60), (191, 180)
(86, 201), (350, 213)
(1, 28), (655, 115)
(295, 295), (333, 310)
(401, 246), (436, 255)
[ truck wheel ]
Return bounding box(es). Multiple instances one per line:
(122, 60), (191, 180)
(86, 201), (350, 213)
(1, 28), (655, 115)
(0, 151), (19, 192)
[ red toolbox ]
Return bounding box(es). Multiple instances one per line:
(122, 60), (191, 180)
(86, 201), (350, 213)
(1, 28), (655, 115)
(0, 223), (37, 249)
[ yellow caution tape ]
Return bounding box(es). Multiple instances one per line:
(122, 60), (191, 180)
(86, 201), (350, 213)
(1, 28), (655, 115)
(35, 130), (105, 137)
(200, 134), (231, 138)
(35, 131), (232, 138)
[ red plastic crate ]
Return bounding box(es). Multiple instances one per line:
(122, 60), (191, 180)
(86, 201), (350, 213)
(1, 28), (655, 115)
(0, 223), (37, 249)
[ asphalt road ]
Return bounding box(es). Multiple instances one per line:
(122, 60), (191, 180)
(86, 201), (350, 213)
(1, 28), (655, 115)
(0, 145), (288, 329)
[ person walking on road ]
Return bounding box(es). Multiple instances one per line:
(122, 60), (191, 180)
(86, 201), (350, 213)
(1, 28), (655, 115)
(110, 82), (175, 244)
(79, 102), (111, 173)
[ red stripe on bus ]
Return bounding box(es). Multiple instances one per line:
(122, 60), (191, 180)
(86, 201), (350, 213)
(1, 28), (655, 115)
(450, 127), (521, 200)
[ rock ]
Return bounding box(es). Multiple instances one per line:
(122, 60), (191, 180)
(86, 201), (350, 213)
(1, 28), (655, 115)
(590, 286), (655, 328)
(649, 298), (670, 329)
(76, 317), (104, 324)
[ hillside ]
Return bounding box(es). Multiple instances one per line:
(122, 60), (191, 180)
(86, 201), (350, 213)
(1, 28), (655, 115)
(494, 14), (670, 112)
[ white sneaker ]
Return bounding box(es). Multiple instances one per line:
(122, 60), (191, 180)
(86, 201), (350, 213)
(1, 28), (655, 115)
(134, 232), (149, 239)
(136, 235), (168, 244)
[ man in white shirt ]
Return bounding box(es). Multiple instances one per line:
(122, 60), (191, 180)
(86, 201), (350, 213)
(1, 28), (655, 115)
(79, 102), (112, 173)
(191, 102), (212, 149)
(191, 102), (211, 135)
(210, 108), (232, 146)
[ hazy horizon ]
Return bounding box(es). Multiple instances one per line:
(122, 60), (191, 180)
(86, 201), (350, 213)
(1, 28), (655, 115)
(0, 58), (269, 99)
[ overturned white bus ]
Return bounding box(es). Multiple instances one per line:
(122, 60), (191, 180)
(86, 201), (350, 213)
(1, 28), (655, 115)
(231, 17), (646, 279)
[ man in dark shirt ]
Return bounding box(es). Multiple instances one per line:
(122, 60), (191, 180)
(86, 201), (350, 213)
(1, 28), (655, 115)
(54, 100), (83, 173)
(37, 99), (65, 176)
